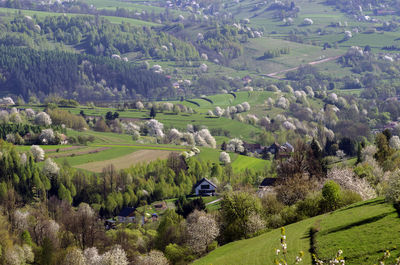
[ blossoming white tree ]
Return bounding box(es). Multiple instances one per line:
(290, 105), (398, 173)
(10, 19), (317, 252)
(43, 158), (60, 176)
(389, 136), (400, 150)
(137, 250), (169, 265)
(146, 119), (164, 138)
(30, 145), (45, 161)
(35, 112), (52, 126)
(186, 210), (219, 254)
(226, 138), (245, 153)
(327, 167), (376, 200)
(219, 151), (231, 164)
(39, 129), (55, 144)
(214, 106), (225, 117)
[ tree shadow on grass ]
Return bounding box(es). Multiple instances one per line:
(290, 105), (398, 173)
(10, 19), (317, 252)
(336, 199), (385, 212)
(319, 211), (396, 236)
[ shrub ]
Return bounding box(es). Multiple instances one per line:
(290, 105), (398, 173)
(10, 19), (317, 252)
(321, 180), (341, 211)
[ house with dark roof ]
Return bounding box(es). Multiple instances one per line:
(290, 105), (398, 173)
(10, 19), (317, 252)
(258, 178), (277, 190)
(117, 207), (136, 223)
(193, 178), (217, 196)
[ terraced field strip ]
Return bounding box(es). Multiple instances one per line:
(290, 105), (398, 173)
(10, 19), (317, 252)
(45, 146), (85, 153)
(75, 149), (175, 172)
(48, 147), (110, 158)
(93, 144), (188, 151)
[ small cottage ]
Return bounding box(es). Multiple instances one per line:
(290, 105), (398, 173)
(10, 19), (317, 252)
(117, 207), (136, 223)
(193, 178), (217, 196)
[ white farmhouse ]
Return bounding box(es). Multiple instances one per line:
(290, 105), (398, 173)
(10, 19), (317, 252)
(193, 178), (217, 196)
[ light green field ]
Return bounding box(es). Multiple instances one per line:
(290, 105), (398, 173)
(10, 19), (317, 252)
(232, 37), (344, 75)
(194, 198), (400, 265)
(231, 155), (271, 172)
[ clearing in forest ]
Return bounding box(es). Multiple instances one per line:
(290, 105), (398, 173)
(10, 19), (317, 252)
(75, 149), (174, 172)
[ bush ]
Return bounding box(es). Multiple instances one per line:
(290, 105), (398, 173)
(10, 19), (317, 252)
(295, 192), (323, 218)
(321, 180), (341, 211)
(207, 241), (218, 252)
(339, 190), (362, 207)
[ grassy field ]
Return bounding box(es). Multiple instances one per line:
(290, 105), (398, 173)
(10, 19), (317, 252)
(75, 149), (174, 172)
(231, 155), (271, 172)
(194, 198), (400, 265)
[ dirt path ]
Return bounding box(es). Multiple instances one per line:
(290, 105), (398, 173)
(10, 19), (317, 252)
(266, 55), (343, 79)
(75, 149), (175, 173)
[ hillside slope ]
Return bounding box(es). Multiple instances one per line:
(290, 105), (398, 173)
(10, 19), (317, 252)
(193, 198), (400, 265)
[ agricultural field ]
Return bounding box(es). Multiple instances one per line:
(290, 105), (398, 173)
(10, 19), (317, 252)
(194, 198), (400, 265)
(75, 149), (174, 172)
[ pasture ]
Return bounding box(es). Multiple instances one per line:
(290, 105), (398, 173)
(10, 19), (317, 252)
(75, 149), (174, 172)
(194, 198), (400, 265)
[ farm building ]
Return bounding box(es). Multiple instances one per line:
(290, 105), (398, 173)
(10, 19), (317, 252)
(193, 178), (217, 196)
(117, 207), (136, 223)
(258, 178), (277, 191)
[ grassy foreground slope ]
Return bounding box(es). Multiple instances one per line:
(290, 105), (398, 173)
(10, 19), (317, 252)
(193, 198), (400, 265)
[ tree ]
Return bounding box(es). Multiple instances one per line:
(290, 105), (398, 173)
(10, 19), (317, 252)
(156, 210), (185, 251)
(137, 250), (169, 265)
(102, 245), (129, 265)
(220, 191), (262, 242)
(186, 210), (219, 254)
(150, 107), (156, 119)
(219, 152), (231, 164)
(321, 180), (341, 211)
(374, 133), (394, 166)
(43, 158), (60, 176)
(30, 145), (45, 161)
(35, 112), (52, 126)
(62, 247), (86, 265)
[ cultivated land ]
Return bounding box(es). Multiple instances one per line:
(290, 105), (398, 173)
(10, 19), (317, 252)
(194, 198), (400, 265)
(75, 149), (174, 172)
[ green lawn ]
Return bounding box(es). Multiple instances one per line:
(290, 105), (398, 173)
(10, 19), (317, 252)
(194, 198), (400, 265)
(231, 155), (271, 172)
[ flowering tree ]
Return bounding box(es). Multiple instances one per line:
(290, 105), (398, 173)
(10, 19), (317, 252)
(135, 101), (144, 110)
(84, 247), (103, 265)
(214, 106), (224, 117)
(102, 245), (129, 265)
(194, 129), (216, 148)
(25, 108), (35, 118)
(167, 128), (182, 144)
(43, 158), (60, 176)
(35, 112), (52, 126)
(0, 97), (15, 105)
(39, 129), (55, 144)
(219, 152), (231, 164)
(242, 102), (251, 111)
(327, 167), (376, 200)
(137, 250), (169, 265)
(30, 145), (45, 161)
(186, 210), (219, 254)
(276, 97), (289, 109)
(389, 136), (400, 150)
(145, 119), (164, 138)
(226, 138), (245, 153)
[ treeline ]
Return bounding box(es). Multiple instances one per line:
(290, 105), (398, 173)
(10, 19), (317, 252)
(0, 46), (172, 101)
(0, 123), (64, 140)
(258, 47), (290, 60)
(4, 15), (199, 60)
